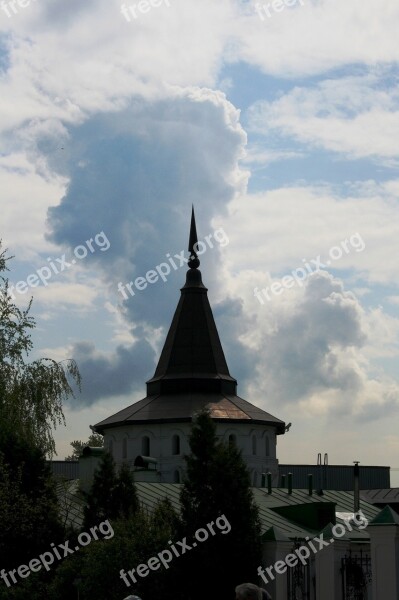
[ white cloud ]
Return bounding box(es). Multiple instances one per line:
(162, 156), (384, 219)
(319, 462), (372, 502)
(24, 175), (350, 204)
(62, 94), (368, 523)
(1, 0), (398, 466)
(248, 72), (399, 161)
(223, 183), (399, 285)
(0, 153), (66, 259)
(225, 268), (399, 421)
(30, 281), (99, 309)
(234, 0), (399, 76)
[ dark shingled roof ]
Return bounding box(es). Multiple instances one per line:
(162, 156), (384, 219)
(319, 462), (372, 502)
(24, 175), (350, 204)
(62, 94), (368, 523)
(94, 392), (286, 432)
(94, 209), (285, 434)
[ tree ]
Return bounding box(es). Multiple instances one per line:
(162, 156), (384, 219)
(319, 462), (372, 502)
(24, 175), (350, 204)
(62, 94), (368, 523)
(179, 410), (262, 600)
(0, 245), (81, 598)
(65, 432), (104, 461)
(84, 452), (139, 528)
(0, 245), (81, 458)
(0, 441), (62, 569)
(50, 499), (182, 600)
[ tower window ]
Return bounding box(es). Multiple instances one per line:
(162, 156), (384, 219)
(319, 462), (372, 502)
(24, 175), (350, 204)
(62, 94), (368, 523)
(172, 434), (180, 455)
(265, 436), (270, 457)
(122, 438), (127, 459)
(228, 434), (237, 446)
(141, 436), (150, 456)
(108, 439), (113, 454)
(253, 471), (258, 486)
(252, 435), (257, 456)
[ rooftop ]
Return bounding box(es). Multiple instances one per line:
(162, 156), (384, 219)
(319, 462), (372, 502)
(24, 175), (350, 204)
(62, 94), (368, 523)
(94, 208), (285, 433)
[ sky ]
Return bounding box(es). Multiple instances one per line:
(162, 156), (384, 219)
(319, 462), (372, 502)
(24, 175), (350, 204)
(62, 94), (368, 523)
(1, 0), (399, 483)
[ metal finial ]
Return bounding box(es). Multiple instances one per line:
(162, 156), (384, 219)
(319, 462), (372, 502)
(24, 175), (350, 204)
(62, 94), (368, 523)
(188, 205), (200, 269)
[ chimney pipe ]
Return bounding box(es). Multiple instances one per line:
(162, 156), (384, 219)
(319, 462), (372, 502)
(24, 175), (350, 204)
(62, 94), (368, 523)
(267, 472), (272, 494)
(281, 474), (286, 488)
(354, 461), (360, 513)
(308, 474), (313, 496)
(261, 472), (266, 488)
(287, 472), (293, 494)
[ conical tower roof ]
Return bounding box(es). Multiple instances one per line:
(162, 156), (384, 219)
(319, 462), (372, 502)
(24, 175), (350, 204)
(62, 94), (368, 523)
(146, 206), (236, 396)
(94, 209), (285, 434)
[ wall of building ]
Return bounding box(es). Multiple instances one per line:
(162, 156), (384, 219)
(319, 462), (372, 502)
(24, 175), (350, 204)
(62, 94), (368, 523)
(104, 422), (280, 484)
(279, 465), (390, 491)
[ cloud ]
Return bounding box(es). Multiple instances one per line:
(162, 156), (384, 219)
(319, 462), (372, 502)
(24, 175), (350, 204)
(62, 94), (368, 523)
(25, 87), (255, 406)
(67, 335), (155, 407)
(248, 71), (399, 161)
(224, 182), (399, 285)
(228, 269), (399, 421)
(43, 88), (247, 328)
(234, 0), (399, 77)
(30, 281), (99, 309)
(0, 0), (235, 135)
(0, 153), (66, 259)
(252, 272), (366, 401)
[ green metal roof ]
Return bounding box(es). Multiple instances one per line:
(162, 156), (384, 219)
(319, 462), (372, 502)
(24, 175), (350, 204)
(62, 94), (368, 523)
(58, 482), (380, 542)
(369, 505), (399, 526)
(132, 484), (380, 541)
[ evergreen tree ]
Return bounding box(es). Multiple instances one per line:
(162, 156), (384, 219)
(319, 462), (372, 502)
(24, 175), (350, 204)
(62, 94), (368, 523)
(114, 460), (139, 520)
(84, 452), (138, 527)
(180, 410), (262, 600)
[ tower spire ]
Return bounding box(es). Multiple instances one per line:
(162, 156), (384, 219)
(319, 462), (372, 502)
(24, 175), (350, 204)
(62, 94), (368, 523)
(188, 205), (200, 269)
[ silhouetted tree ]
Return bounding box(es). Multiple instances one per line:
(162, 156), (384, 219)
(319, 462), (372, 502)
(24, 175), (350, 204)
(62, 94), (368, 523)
(180, 410), (262, 600)
(84, 452), (138, 528)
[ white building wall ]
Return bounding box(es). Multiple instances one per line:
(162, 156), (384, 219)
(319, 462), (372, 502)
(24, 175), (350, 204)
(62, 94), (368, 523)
(104, 421), (280, 484)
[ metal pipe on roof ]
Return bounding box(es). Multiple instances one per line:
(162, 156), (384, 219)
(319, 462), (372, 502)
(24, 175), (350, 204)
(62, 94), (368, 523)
(308, 473), (313, 496)
(267, 472), (272, 494)
(288, 472), (293, 494)
(354, 461), (360, 512)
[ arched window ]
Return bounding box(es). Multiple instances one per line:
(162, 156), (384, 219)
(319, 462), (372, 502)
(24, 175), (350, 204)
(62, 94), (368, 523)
(172, 434), (180, 455)
(141, 436), (150, 456)
(265, 436), (270, 457)
(122, 438), (127, 459)
(228, 434), (237, 446)
(252, 435), (257, 456)
(173, 470), (180, 483)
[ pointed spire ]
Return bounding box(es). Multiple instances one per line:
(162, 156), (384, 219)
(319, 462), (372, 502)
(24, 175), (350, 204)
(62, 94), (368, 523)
(188, 205), (200, 269)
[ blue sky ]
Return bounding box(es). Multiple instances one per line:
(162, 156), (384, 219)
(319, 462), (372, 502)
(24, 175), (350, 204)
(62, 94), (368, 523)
(1, 0), (399, 482)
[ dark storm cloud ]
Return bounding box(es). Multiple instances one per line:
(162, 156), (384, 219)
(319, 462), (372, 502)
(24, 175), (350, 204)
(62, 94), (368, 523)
(41, 90), (252, 405)
(67, 334), (155, 407)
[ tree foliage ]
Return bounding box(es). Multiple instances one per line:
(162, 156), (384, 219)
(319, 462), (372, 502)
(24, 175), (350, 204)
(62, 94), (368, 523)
(179, 410), (263, 600)
(51, 498), (182, 600)
(0, 244), (81, 599)
(65, 432), (104, 461)
(83, 452), (139, 528)
(0, 245), (81, 458)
